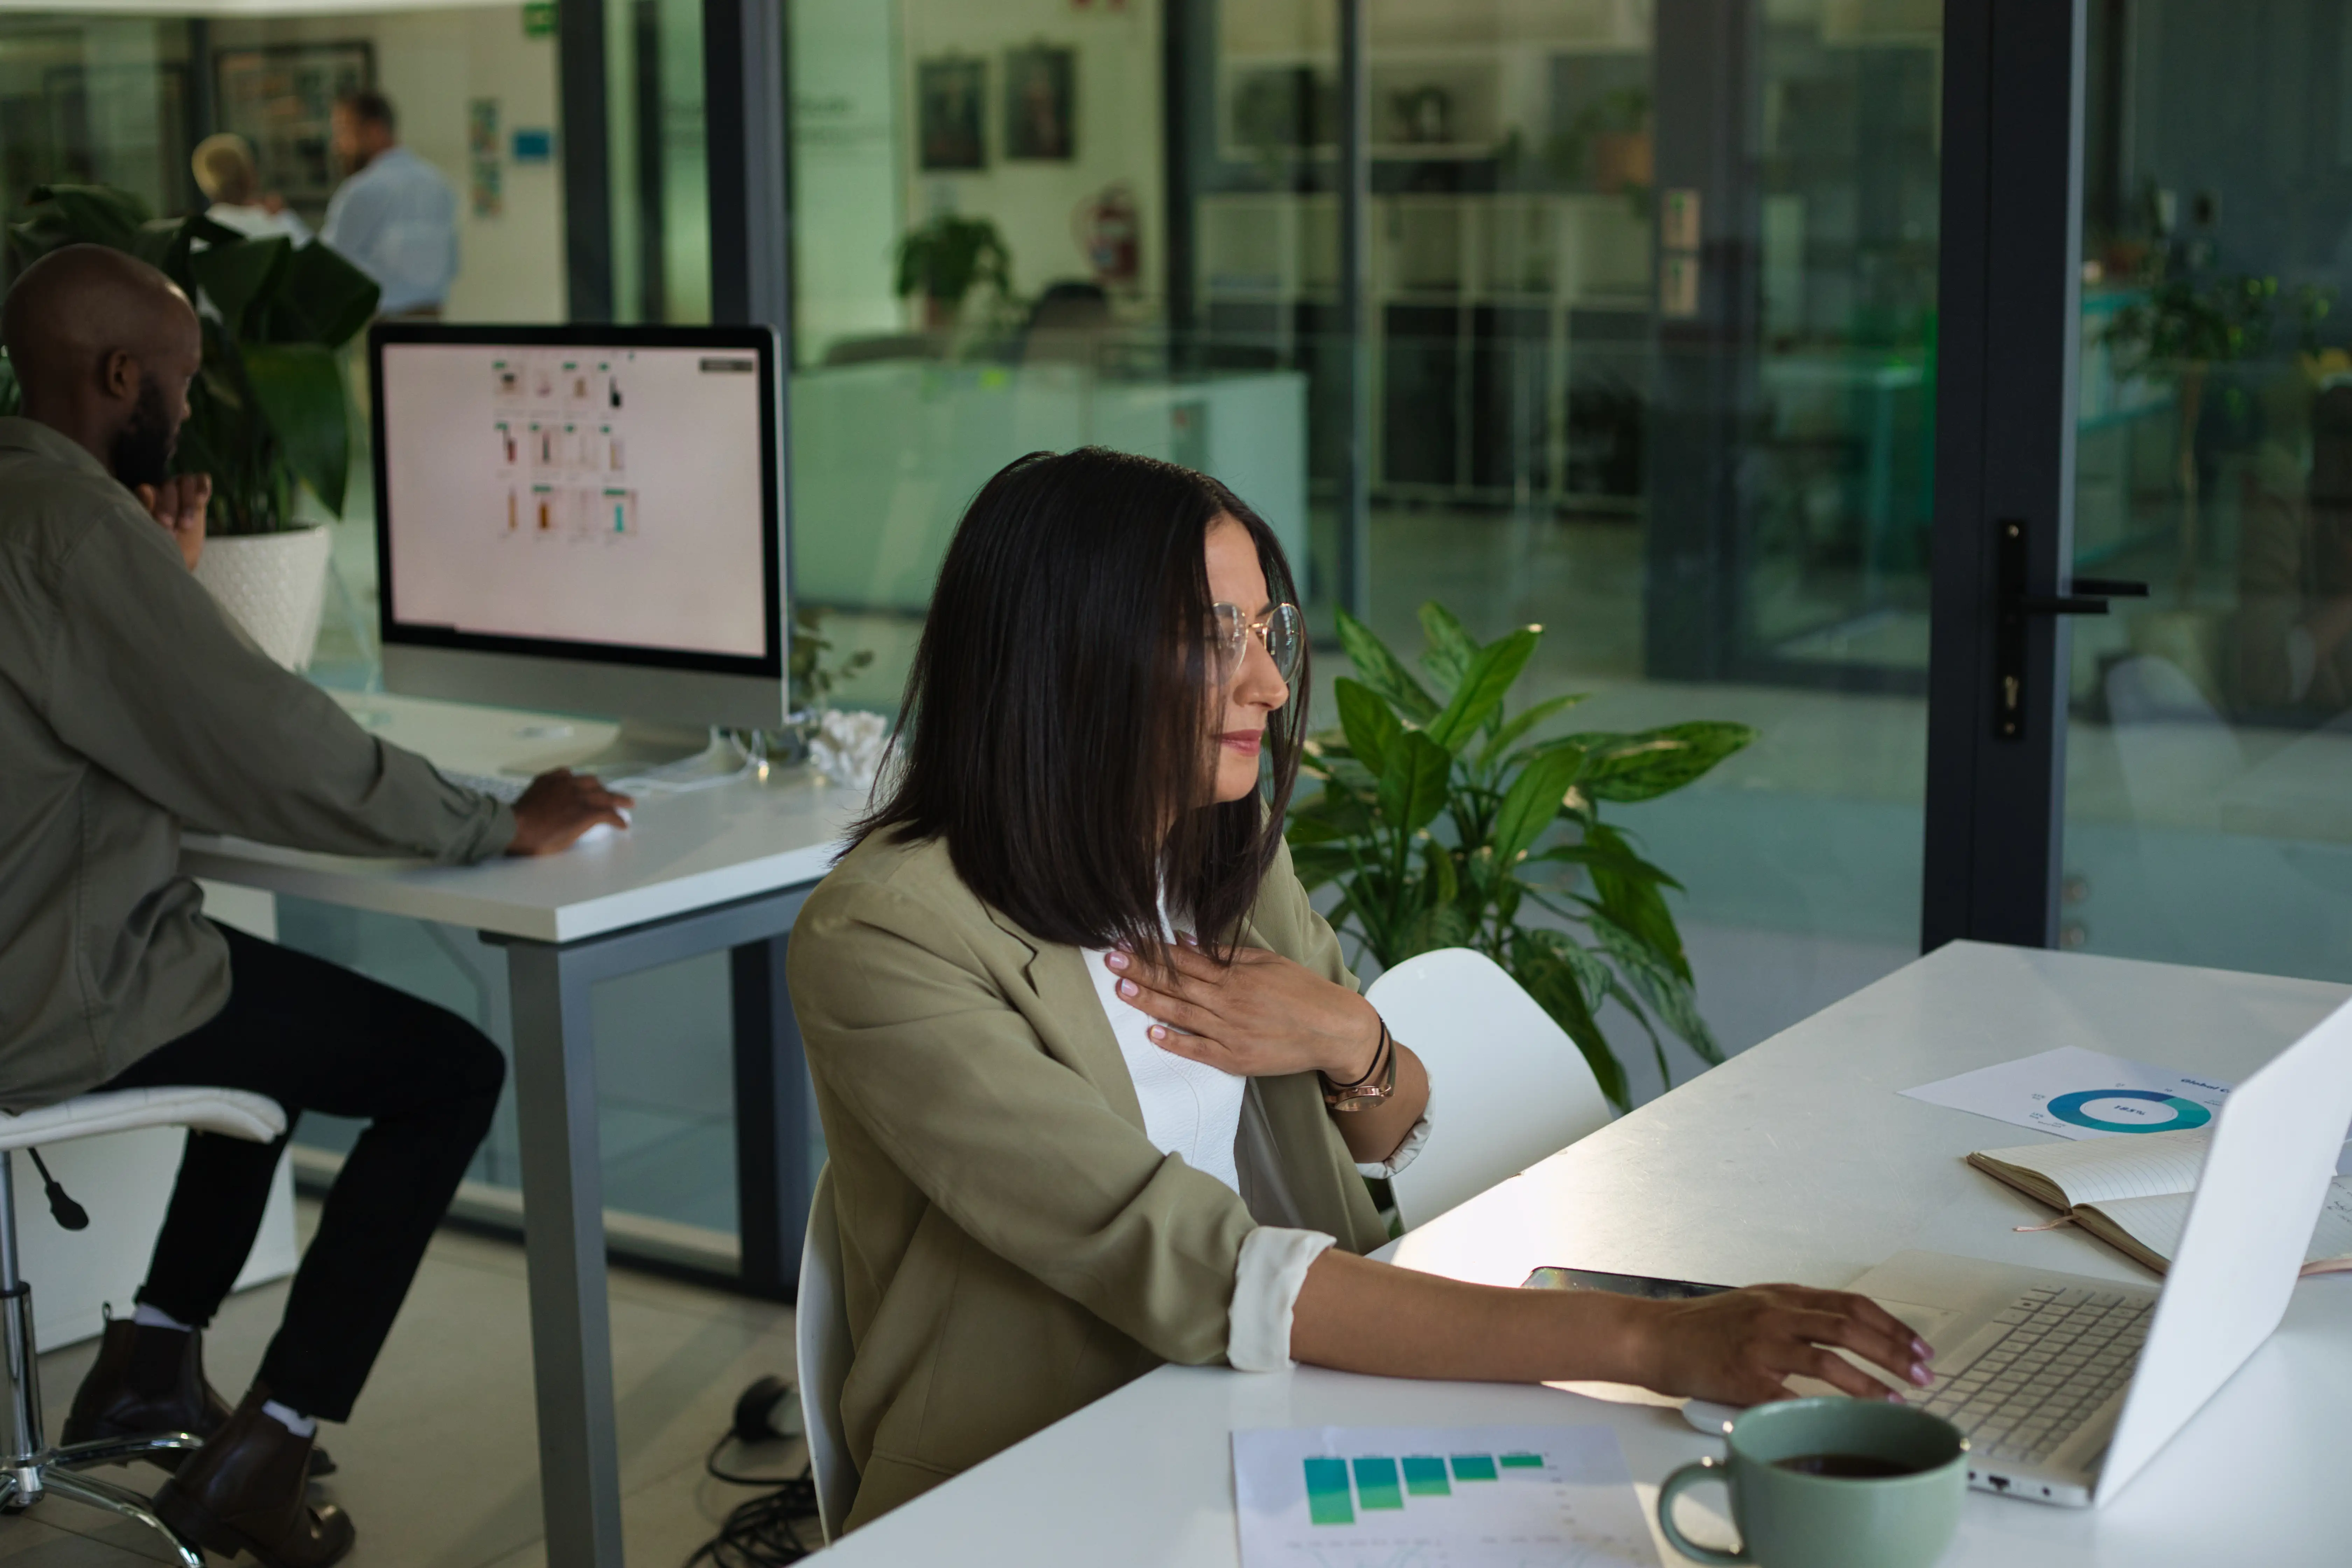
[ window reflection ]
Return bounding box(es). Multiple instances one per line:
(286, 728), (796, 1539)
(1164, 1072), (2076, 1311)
(2064, 0), (2352, 985)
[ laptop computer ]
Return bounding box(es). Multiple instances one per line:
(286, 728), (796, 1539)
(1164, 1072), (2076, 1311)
(1846, 992), (2352, 1506)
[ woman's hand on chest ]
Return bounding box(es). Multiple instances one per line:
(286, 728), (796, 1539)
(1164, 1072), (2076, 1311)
(1102, 941), (1382, 1082)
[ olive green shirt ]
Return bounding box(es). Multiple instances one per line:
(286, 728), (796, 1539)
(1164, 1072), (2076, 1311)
(0, 416), (513, 1110)
(786, 829), (1391, 1530)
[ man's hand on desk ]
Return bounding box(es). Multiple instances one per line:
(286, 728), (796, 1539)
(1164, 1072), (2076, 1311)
(1635, 1284), (1933, 1407)
(506, 770), (635, 855)
(137, 472), (211, 572)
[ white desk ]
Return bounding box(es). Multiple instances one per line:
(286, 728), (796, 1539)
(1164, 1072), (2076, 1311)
(820, 941), (2352, 1567)
(180, 691), (864, 1568)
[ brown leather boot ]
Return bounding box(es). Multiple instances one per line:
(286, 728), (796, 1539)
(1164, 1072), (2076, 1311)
(62, 1317), (336, 1476)
(153, 1388), (355, 1568)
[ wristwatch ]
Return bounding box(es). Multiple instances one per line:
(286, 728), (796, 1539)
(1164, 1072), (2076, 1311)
(1322, 1015), (1396, 1111)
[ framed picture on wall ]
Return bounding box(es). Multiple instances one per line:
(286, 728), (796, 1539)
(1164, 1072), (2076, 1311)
(212, 41), (375, 214)
(1003, 43), (1076, 161)
(916, 56), (986, 172)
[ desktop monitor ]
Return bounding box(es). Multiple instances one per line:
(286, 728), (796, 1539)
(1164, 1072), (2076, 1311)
(369, 323), (787, 741)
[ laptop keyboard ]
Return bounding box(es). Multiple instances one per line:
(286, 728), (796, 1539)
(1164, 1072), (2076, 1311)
(1917, 1286), (2152, 1466)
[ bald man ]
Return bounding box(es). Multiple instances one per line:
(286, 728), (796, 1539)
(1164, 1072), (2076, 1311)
(0, 246), (629, 1567)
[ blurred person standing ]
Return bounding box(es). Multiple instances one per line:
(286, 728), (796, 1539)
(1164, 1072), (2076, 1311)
(320, 90), (455, 319)
(192, 135), (312, 244)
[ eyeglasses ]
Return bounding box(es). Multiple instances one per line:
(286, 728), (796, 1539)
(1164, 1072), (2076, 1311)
(1211, 602), (1304, 682)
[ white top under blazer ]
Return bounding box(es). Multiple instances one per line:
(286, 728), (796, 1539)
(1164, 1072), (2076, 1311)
(1080, 927), (1432, 1371)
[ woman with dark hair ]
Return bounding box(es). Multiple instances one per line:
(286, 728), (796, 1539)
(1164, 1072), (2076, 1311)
(787, 448), (1930, 1530)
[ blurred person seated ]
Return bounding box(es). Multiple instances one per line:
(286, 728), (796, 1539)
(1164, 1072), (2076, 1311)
(321, 89), (456, 320)
(0, 245), (626, 1566)
(2233, 381), (2352, 716)
(191, 134), (311, 245)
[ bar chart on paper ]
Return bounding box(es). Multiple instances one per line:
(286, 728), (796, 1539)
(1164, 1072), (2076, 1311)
(1232, 1424), (1658, 1567)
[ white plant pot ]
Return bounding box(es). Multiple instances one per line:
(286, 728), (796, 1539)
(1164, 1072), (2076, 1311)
(192, 525), (335, 672)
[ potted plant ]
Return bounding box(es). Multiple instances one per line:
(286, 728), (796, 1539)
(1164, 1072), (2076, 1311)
(1285, 604), (1755, 1111)
(894, 213), (1012, 332)
(7, 183), (379, 669)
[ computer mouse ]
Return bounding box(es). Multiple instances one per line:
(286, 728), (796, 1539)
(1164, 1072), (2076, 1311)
(574, 808), (632, 847)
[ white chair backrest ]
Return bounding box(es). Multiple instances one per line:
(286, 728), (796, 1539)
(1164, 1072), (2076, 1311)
(796, 1163), (859, 1543)
(1366, 947), (1612, 1230)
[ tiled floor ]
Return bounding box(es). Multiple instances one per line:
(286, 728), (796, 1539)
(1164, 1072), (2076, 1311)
(3, 1203), (809, 1567)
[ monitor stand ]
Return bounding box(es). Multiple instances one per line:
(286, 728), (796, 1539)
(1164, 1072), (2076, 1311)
(562, 721), (753, 789)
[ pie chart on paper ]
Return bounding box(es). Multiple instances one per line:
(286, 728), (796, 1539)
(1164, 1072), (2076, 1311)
(2044, 1088), (2214, 1134)
(1899, 1044), (2234, 1142)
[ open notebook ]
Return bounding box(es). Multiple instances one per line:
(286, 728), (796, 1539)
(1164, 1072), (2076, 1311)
(1968, 1127), (2352, 1276)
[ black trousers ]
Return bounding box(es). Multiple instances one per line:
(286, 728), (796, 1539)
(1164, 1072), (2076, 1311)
(100, 925), (505, 1422)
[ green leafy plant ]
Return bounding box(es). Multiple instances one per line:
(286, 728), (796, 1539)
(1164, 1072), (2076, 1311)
(790, 602), (876, 715)
(893, 214), (1012, 326)
(1286, 604), (1755, 1111)
(6, 183), (379, 535)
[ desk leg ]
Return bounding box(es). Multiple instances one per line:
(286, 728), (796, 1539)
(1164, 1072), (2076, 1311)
(506, 942), (625, 1568)
(730, 934), (813, 1300)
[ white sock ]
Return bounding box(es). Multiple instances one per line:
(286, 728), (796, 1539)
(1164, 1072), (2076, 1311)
(260, 1400), (316, 1440)
(132, 1303), (193, 1334)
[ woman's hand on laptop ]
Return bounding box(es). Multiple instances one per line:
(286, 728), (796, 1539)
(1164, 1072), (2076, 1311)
(1638, 1284), (1934, 1406)
(506, 770), (635, 855)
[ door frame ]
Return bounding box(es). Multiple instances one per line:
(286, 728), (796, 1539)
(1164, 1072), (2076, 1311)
(1921, 0), (2090, 952)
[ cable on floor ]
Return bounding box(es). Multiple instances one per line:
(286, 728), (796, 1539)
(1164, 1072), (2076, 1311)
(684, 1377), (820, 1568)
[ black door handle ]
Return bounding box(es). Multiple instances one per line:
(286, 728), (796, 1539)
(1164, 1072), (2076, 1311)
(2012, 594), (2116, 616)
(2071, 577), (2149, 600)
(1991, 523), (2147, 740)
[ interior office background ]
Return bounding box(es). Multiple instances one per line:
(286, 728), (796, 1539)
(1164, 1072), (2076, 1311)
(4, 0), (2348, 1276)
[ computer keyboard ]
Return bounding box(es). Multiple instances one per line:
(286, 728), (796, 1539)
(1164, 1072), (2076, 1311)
(438, 769), (528, 804)
(1918, 1286), (2151, 1465)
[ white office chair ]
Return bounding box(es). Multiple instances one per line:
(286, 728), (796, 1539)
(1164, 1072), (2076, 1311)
(1366, 947), (1613, 1230)
(795, 1162), (859, 1543)
(0, 1086), (287, 1567)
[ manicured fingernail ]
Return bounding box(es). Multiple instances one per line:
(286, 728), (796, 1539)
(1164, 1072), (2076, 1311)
(1909, 1363), (1932, 1386)
(1118, 978), (1138, 998)
(1105, 951), (1128, 971)
(1149, 1025), (1167, 1042)
(1912, 1337), (1933, 1358)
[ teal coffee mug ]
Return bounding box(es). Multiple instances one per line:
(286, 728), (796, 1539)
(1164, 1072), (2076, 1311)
(1656, 1398), (1967, 1568)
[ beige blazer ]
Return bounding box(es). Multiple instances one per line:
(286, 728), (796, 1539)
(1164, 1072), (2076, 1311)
(785, 828), (1391, 1530)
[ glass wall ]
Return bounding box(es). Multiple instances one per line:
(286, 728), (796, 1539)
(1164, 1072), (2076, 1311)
(2060, 0), (2352, 983)
(788, 0), (1942, 1102)
(1356, 0), (1941, 1098)
(0, 14), (194, 226)
(606, 0), (709, 324)
(789, 0), (1338, 708)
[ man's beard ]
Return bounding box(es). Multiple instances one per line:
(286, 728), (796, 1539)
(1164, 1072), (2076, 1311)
(108, 379), (176, 490)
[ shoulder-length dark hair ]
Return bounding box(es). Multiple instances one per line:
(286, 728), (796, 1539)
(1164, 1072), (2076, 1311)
(850, 447), (1308, 958)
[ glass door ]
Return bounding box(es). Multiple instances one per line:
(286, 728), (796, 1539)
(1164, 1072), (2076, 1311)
(2057, 0), (2352, 984)
(1356, 0), (1944, 1099)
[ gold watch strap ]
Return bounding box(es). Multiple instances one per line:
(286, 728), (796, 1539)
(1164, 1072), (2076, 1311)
(1324, 1017), (1396, 1111)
